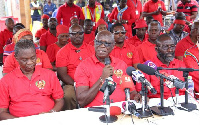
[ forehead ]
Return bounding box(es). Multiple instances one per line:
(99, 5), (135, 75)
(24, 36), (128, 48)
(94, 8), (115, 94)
(49, 18), (57, 22)
(17, 48), (36, 57)
(71, 26), (82, 32)
(85, 21), (93, 25)
(113, 25), (125, 31)
(97, 34), (113, 42)
(6, 19), (14, 23)
(149, 23), (159, 29)
(158, 38), (175, 45)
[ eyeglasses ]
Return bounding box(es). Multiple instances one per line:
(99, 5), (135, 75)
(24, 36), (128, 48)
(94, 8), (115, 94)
(95, 40), (113, 47)
(113, 31), (126, 35)
(160, 44), (176, 50)
(69, 31), (84, 36)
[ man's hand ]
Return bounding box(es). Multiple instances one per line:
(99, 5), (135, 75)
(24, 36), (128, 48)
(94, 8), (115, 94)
(49, 11), (52, 15)
(101, 65), (113, 80)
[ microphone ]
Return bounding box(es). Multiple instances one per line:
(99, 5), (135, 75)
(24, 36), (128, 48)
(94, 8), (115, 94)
(143, 60), (158, 70)
(137, 64), (185, 89)
(88, 106), (121, 116)
(120, 75), (135, 101)
(126, 66), (157, 94)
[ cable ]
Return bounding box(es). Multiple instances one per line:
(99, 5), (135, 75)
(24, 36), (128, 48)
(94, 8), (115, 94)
(130, 113), (134, 124)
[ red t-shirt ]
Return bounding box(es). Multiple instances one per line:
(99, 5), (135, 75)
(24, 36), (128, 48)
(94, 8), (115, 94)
(3, 49), (53, 73)
(35, 27), (48, 38)
(0, 67), (64, 117)
(128, 34), (148, 47)
(110, 41), (140, 67)
(46, 43), (61, 63)
(56, 42), (94, 79)
(177, 1), (198, 18)
(3, 43), (39, 63)
(56, 3), (84, 26)
(175, 35), (195, 57)
(183, 45), (199, 93)
(75, 55), (135, 107)
(136, 58), (186, 99)
(39, 30), (58, 48)
(136, 39), (157, 63)
(143, 0), (166, 26)
(126, 0), (143, 20)
(83, 31), (95, 44)
(0, 29), (13, 54)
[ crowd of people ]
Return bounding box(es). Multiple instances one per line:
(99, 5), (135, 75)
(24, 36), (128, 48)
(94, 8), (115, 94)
(0, 0), (199, 121)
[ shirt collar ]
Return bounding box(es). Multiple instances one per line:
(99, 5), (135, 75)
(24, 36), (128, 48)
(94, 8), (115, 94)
(186, 35), (195, 45)
(114, 41), (127, 49)
(15, 66), (41, 78)
(152, 56), (176, 67)
(87, 5), (97, 9)
(69, 42), (87, 50)
(146, 39), (156, 46)
(65, 3), (75, 7)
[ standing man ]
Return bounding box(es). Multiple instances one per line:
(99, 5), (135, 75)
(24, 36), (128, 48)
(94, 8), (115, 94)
(56, 0), (84, 26)
(83, 19), (95, 44)
(43, 0), (57, 17)
(0, 39), (64, 120)
(175, 20), (199, 60)
(142, 0), (175, 26)
(0, 18), (14, 64)
(39, 17), (58, 52)
(30, 0), (42, 24)
(136, 20), (161, 63)
(56, 24), (94, 110)
(74, 30), (140, 108)
(128, 19), (148, 47)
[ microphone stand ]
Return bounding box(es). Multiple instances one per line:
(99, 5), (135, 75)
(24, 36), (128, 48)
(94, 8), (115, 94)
(137, 82), (153, 118)
(151, 76), (174, 116)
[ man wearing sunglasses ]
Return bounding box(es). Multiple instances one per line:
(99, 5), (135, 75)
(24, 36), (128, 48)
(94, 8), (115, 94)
(74, 30), (141, 108)
(56, 24), (94, 110)
(110, 23), (140, 69)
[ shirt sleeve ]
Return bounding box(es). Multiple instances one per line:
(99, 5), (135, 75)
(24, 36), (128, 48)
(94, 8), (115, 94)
(142, 2), (148, 12)
(56, 7), (62, 25)
(56, 48), (69, 67)
(46, 44), (56, 63)
(39, 34), (47, 46)
(35, 29), (41, 38)
(108, 7), (116, 23)
(191, 3), (198, 12)
(0, 79), (10, 108)
(3, 53), (17, 74)
(175, 41), (185, 57)
(79, 7), (85, 20)
(161, 1), (166, 11)
(40, 50), (53, 69)
(43, 5), (48, 15)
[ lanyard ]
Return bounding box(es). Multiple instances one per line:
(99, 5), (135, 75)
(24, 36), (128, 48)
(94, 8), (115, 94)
(89, 8), (95, 21)
(131, 0), (138, 8)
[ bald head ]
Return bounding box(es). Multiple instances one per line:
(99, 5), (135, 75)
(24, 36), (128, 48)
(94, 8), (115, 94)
(156, 34), (174, 45)
(96, 30), (114, 43)
(69, 24), (83, 32)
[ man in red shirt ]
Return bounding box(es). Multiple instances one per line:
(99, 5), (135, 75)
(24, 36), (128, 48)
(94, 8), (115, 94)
(74, 30), (141, 108)
(136, 20), (161, 63)
(142, 0), (174, 26)
(0, 39), (64, 120)
(183, 45), (199, 95)
(0, 18), (14, 64)
(83, 19), (95, 44)
(128, 19), (148, 47)
(39, 17), (58, 52)
(175, 20), (199, 60)
(110, 23), (140, 69)
(56, 24), (94, 110)
(35, 14), (49, 41)
(177, 0), (198, 21)
(56, 0), (84, 26)
(136, 34), (186, 99)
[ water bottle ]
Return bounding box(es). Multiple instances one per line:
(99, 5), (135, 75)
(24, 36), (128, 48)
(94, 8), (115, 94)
(188, 76), (194, 101)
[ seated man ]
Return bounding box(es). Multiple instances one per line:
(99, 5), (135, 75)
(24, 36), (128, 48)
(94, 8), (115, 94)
(0, 39), (64, 120)
(83, 19), (95, 44)
(74, 30), (140, 108)
(136, 34), (186, 99)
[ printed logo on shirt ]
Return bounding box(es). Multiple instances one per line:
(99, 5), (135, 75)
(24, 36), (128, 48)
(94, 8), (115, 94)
(36, 80), (46, 89)
(36, 58), (42, 65)
(114, 69), (123, 78)
(127, 52), (133, 58)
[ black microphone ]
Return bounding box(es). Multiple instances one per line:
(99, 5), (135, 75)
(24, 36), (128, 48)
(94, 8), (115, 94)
(137, 64), (186, 89)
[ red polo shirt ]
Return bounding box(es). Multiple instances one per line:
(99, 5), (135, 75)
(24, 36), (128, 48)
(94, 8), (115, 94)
(136, 40), (157, 63)
(35, 27), (48, 38)
(128, 34), (148, 47)
(175, 35), (195, 57)
(3, 49), (52, 73)
(136, 57), (186, 99)
(110, 41), (140, 67)
(39, 30), (58, 48)
(143, 0), (166, 26)
(127, 0), (143, 20)
(0, 29), (13, 54)
(84, 31), (95, 44)
(3, 43), (39, 63)
(0, 67), (63, 117)
(46, 43), (61, 63)
(183, 45), (199, 93)
(75, 55), (135, 107)
(177, 1), (198, 19)
(56, 3), (84, 26)
(56, 42), (94, 79)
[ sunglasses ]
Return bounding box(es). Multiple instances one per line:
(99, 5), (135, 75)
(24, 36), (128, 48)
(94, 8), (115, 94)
(95, 40), (113, 47)
(69, 31), (84, 36)
(113, 31), (126, 35)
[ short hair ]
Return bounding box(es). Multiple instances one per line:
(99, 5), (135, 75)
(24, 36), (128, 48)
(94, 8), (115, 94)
(69, 24), (83, 32)
(15, 39), (35, 56)
(84, 19), (93, 24)
(14, 23), (25, 28)
(5, 18), (14, 24)
(110, 23), (125, 33)
(146, 15), (154, 20)
(148, 20), (161, 31)
(156, 33), (174, 45)
(175, 12), (186, 20)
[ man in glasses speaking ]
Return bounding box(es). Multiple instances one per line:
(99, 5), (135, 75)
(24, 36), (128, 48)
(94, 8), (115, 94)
(74, 30), (140, 108)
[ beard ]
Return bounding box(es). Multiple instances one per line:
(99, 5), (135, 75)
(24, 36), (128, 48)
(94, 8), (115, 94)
(157, 50), (174, 63)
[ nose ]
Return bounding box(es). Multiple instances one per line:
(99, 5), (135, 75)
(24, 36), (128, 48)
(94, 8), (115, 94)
(26, 59), (34, 65)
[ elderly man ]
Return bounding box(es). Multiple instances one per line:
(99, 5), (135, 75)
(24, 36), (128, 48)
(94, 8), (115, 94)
(0, 39), (64, 120)
(74, 30), (140, 108)
(56, 24), (94, 110)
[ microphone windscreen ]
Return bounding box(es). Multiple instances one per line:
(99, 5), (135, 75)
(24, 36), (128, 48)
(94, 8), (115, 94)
(120, 75), (134, 91)
(137, 64), (156, 75)
(143, 60), (157, 70)
(110, 106), (121, 115)
(126, 66), (136, 76)
(105, 57), (111, 65)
